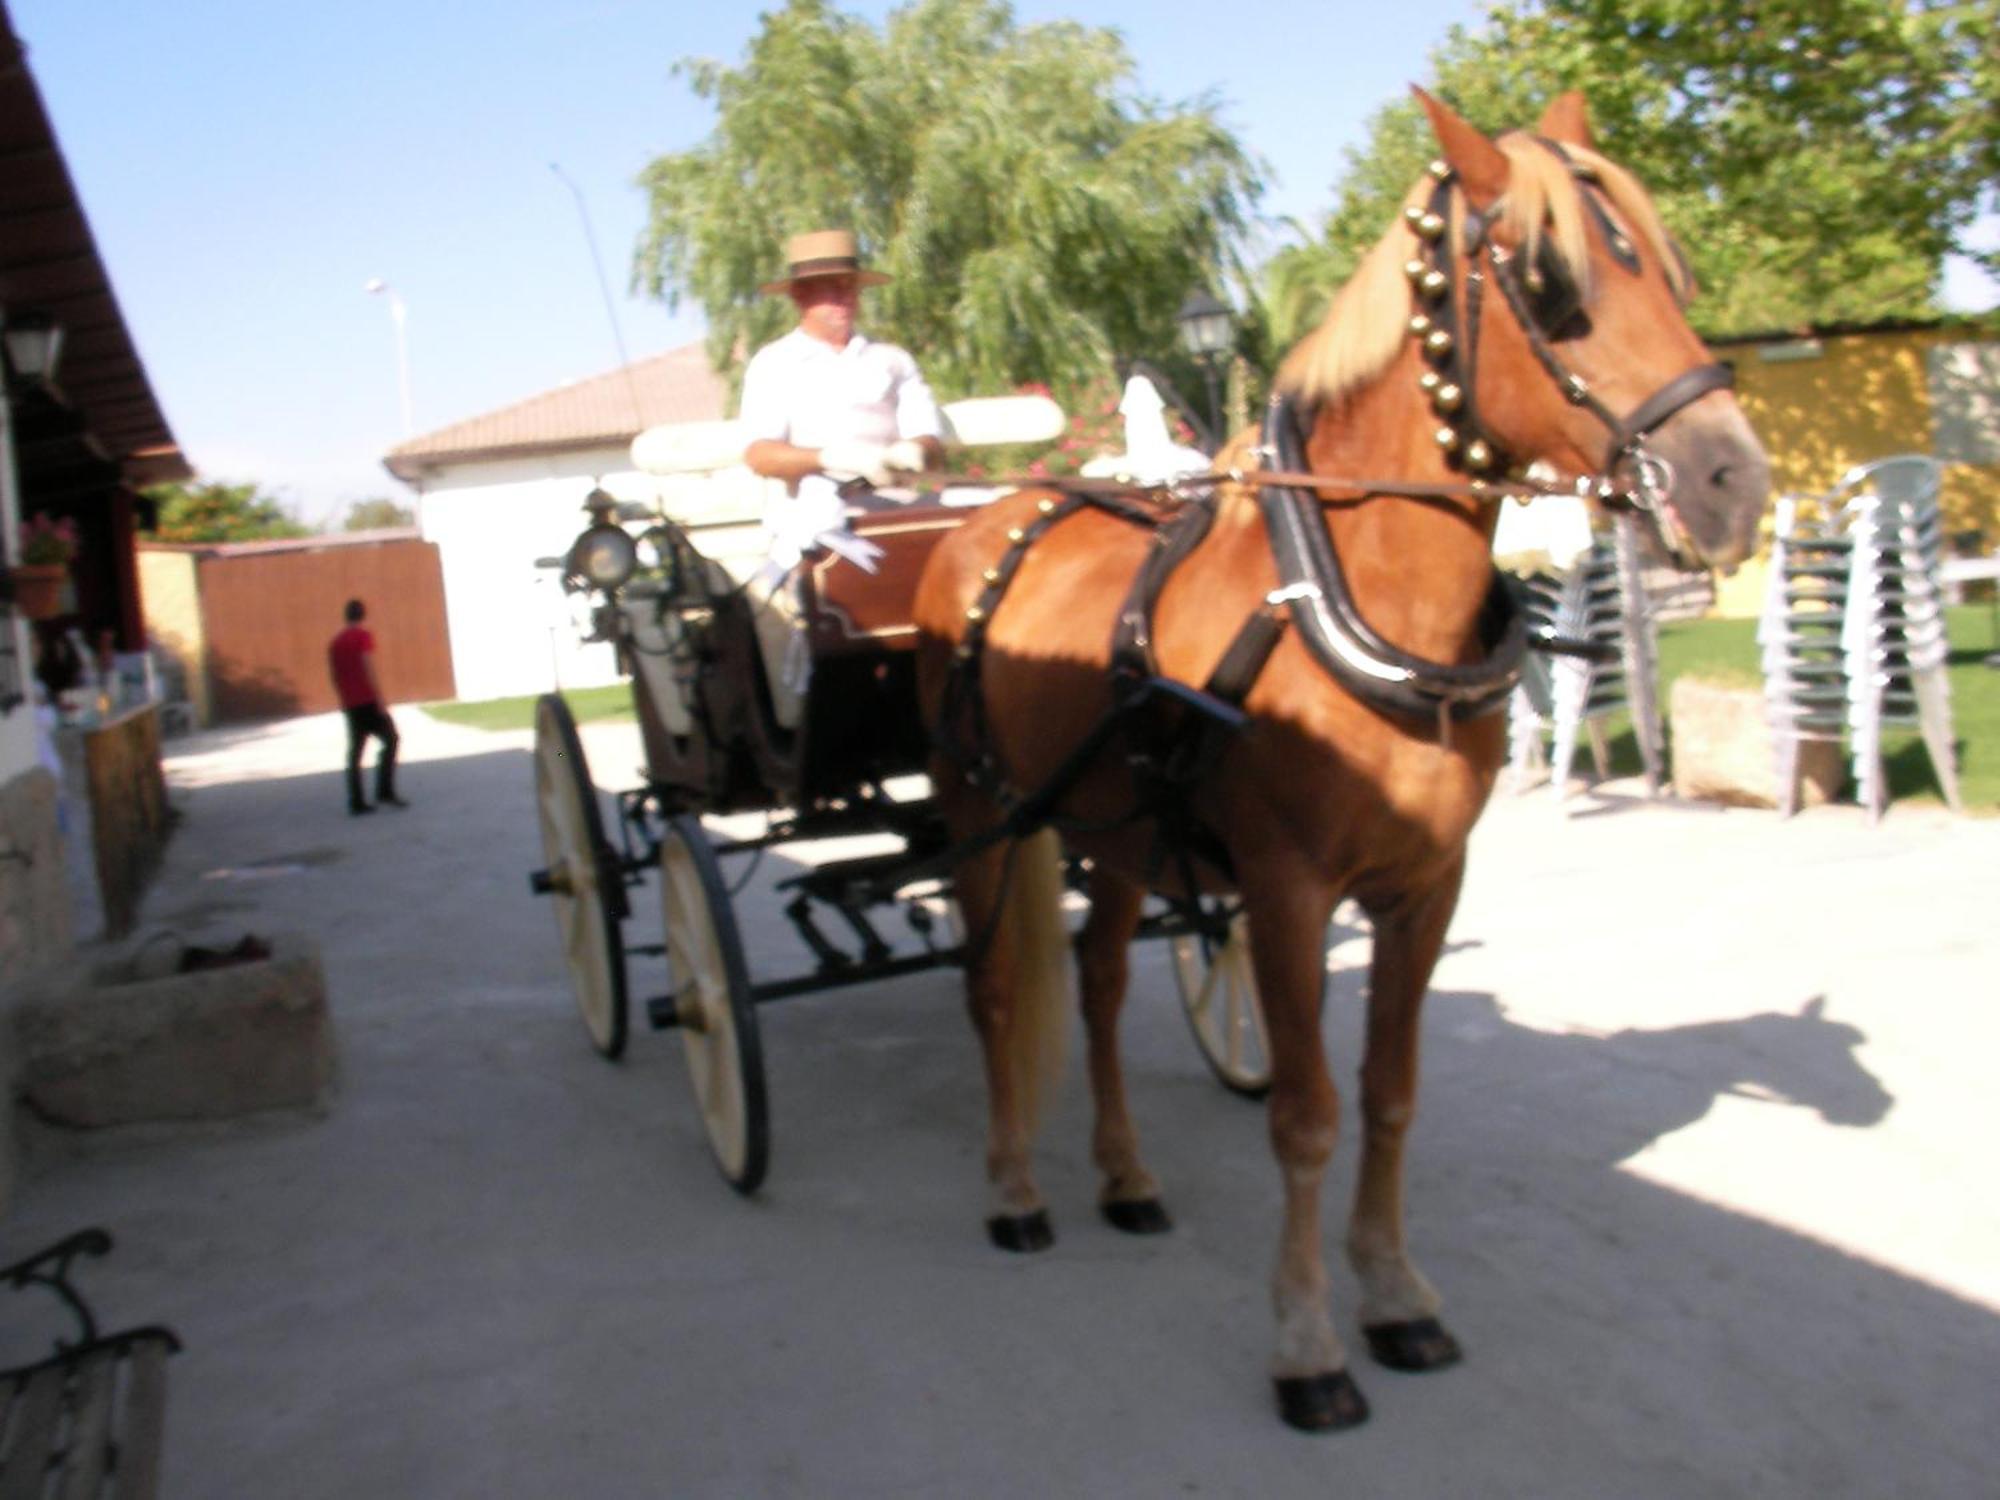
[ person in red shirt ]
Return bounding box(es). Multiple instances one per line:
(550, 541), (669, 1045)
(328, 598), (406, 815)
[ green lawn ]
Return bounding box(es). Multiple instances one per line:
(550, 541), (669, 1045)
(1610, 603), (2000, 812)
(417, 606), (2000, 812)
(421, 683), (634, 732)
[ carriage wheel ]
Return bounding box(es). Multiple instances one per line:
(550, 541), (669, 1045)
(1170, 907), (1271, 1099)
(657, 813), (770, 1194)
(532, 693), (629, 1059)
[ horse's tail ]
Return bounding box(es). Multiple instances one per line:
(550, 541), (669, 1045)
(998, 828), (1072, 1137)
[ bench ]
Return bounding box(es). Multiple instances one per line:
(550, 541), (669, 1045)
(0, 1229), (181, 1498)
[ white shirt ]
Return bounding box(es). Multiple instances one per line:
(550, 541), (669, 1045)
(737, 329), (943, 564)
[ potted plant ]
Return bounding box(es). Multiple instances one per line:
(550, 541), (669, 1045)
(9, 513), (78, 620)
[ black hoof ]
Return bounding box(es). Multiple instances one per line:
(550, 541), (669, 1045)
(1274, 1370), (1370, 1432)
(1100, 1197), (1173, 1235)
(1364, 1317), (1464, 1372)
(986, 1210), (1054, 1253)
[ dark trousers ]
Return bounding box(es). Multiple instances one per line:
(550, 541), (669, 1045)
(343, 703), (399, 809)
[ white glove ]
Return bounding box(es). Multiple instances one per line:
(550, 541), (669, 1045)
(882, 438), (929, 475)
(817, 440), (892, 487)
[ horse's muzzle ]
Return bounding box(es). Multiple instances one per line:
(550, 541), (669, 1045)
(1641, 393), (1771, 573)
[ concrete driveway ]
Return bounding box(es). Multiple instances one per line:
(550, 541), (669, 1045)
(5, 707), (1997, 1498)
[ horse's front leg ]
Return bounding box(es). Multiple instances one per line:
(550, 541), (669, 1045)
(1076, 866), (1168, 1233)
(1244, 867), (1369, 1431)
(1348, 862), (1467, 1373)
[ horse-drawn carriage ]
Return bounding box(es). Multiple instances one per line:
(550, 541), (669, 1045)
(531, 90), (1771, 1432)
(529, 401), (1268, 1195)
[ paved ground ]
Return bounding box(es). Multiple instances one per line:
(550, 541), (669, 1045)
(6, 707), (1998, 1498)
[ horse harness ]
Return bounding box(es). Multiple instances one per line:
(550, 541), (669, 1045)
(934, 140), (1737, 877)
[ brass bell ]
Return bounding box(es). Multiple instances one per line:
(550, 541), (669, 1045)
(1403, 205), (1426, 229)
(1006, 527), (1026, 543)
(1418, 371), (1442, 393)
(1428, 158), (1452, 181)
(1434, 426), (1460, 452)
(982, 567), (1001, 584)
(1415, 212), (1446, 241)
(1424, 328), (1455, 358)
(1524, 267), (1545, 294)
(966, 605), (986, 622)
(1404, 258), (1428, 282)
(1419, 269), (1448, 299)
(1433, 382), (1463, 414)
(1037, 498), (1057, 515)
(1407, 314), (1432, 338)
(1464, 439), (1495, 472)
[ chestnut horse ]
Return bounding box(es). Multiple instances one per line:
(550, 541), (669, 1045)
(913, 90), (1769, 1430)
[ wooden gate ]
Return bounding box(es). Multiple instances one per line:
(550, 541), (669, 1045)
(177, 533), (455, 722)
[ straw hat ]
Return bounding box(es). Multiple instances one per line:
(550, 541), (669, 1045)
(759, 229), (890, 295)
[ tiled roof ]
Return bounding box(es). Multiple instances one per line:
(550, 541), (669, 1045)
(384, 342), (730, 481)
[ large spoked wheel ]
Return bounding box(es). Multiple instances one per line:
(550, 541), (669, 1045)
(657, 813), (769, 1194)
(532, 693), (629, 1059)
(1170, 904), (1271, 1099)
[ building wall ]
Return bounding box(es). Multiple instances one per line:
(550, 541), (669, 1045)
(411, 445), (768, 704)
(135, 547), (209, 723)
(1727, 325), (2000, 538)
(1709, 324), (1998, 617)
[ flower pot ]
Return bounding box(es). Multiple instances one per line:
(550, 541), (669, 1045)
(9, 563), (68, 621)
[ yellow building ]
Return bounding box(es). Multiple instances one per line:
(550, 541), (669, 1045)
(1706, 315), (1999, 615)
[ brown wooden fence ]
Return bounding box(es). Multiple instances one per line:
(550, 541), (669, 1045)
(184, 533), (455, 722)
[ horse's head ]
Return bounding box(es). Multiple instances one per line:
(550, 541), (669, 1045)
(1283, 91), (1769, 571)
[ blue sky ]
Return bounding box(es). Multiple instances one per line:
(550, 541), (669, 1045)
(14, 1), (1996, 526)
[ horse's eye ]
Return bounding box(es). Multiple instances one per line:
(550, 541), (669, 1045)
(1525, 243), (1587, 339)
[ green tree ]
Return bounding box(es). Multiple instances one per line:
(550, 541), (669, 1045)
(634, 0), (1262, 406)
(343, 498), (415, 531)
(1265, 0), (1999, 347)
(143, 481), (308, 544)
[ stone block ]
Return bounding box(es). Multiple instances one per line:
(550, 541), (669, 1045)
(1669, 677), (1844, 809)
(14, 932), (335, 1127)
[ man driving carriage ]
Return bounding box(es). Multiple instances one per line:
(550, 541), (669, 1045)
(736, 228), (947, 724)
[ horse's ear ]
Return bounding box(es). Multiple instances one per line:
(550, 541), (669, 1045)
(1412, 86), (1509, 209)
(1800, 995), (1826, 1021)
(1536, 91), (1595, 149)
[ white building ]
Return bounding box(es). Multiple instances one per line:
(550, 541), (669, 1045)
(384, 343), (764, 704)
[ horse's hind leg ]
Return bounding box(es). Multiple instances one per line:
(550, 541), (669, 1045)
(1076, 866), (1168, 1233)
(1348, 864), (1466, 1373)
(945, 812), (1071, 1254)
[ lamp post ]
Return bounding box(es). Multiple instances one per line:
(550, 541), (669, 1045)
(363, 278), (413, 438)
(1176, 288), (1234, 448)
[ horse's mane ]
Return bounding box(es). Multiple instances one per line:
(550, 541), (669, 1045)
(1277, 133), (1688, 408)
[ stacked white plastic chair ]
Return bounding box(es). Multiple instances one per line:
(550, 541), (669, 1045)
(1505, 514), (1664, 798)
(1759, 456), (1960, 822)
(1758, 495), (1854, 816)
(1837, 456), (1961, 821)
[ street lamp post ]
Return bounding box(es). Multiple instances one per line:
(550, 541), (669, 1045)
(364, 278), (413, 438)
(1175, 288), (1234, 449)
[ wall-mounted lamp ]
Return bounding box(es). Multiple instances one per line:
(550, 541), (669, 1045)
(2, 309), (65, 386)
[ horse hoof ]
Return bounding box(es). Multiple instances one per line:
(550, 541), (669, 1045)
(986, 1210), (1054, 1253)
(1273, 1370), (1370, 1432)
(1100, 1197), (1172, 1235)
(1364, 1317), (1464, 1372)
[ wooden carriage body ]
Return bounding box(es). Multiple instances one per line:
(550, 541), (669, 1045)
(618, 501), (969, 815)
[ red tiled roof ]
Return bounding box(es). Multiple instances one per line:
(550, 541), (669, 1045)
(383, 342), (729, 482)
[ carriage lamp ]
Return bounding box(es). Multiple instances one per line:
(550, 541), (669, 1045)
(1175, 288), (1234, 447)
(566, 523), (638, 592)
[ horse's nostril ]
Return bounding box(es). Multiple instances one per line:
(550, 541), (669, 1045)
(1710, 464), (1733, 488)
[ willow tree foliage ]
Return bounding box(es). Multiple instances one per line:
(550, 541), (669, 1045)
(1262, 0), (1999, 347)
(634, 0), (1262, 404)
